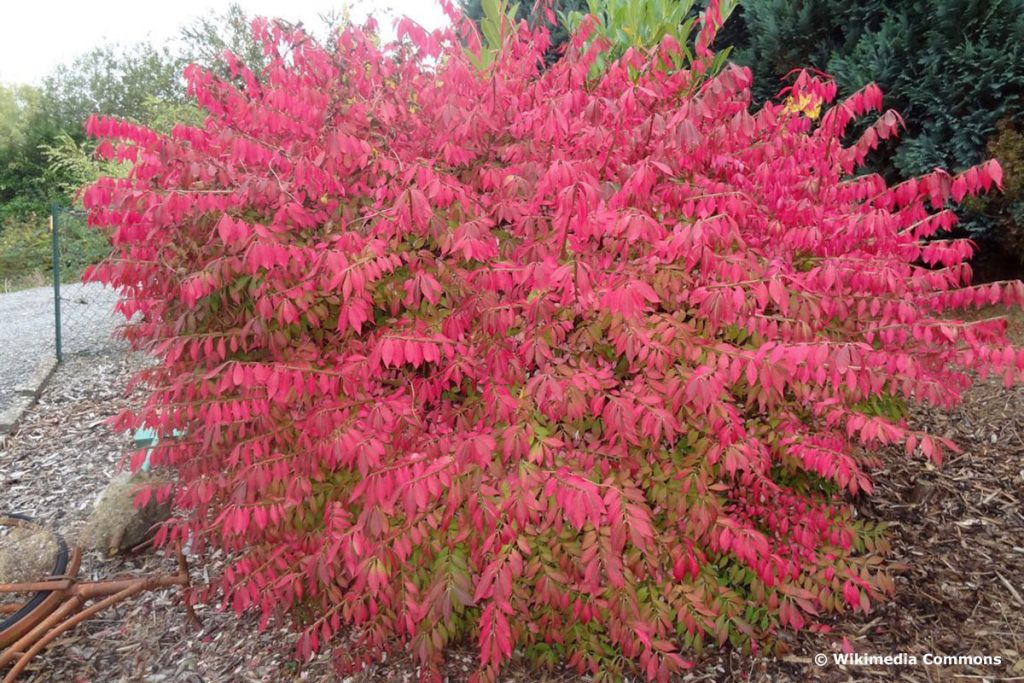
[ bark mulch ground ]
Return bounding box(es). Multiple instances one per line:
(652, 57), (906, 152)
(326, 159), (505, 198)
(1, 318), (1023, 682)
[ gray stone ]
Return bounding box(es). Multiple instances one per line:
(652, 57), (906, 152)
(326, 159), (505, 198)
(14, 356), (58, 398)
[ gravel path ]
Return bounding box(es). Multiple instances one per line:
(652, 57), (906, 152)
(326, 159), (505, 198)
(0, 282), (124, 413)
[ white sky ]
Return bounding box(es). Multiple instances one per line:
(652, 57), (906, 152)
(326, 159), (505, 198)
(0, 0), (450, 86)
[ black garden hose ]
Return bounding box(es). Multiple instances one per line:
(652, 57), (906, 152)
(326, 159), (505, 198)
(0, 514), (70, 634)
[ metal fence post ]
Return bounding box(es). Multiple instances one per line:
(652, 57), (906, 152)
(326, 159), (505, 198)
(51, 204), (62, 363)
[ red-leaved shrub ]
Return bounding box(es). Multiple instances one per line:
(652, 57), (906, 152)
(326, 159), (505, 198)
(83, 2), (1023, 680)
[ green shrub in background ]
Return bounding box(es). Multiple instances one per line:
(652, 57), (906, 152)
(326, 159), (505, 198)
(0, 133), (116, 290)
(715, 1), (879, 105)
(0, 84), (62, 219)
(56, 211), (111, 279)
(560, 0), (737, 78)
(723, 0), (1024, 244)
(0, 217), (51, 290)
(460, 0), (588, 63)
(0, 212), (110, 292)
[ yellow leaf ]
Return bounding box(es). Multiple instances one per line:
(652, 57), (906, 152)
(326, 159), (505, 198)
(783, 94), (822, 120)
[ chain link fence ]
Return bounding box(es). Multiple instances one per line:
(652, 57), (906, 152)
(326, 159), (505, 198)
(49, 206), (123, 361)
(0, 205), (122, 425)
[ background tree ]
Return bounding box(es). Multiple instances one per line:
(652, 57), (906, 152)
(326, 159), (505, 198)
(42, 42), (186, 135)
(178, 3), (271, 77)
(0, 84), (61, 217)
(0, 84), (43, 151)
(179, 2), (347, 77)
(714, 1), (878, 103)
(725, 0), (1024, 250)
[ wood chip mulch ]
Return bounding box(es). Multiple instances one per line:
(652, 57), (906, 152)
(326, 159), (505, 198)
(1, 335), (1023, 682)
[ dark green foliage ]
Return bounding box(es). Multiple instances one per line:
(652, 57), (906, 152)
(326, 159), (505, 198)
(716, 1), (878, 102)
(727, 0), (1024, 239)
(829, 1), (1024, 181)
